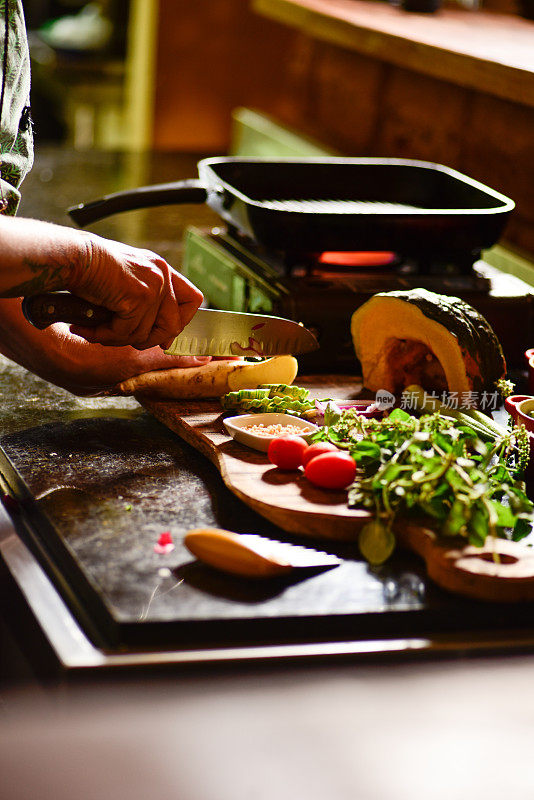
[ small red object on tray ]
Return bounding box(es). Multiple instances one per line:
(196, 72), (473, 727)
(154, 531), (175, 554)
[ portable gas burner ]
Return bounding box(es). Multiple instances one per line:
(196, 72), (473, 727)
(181, 224), (534, 374)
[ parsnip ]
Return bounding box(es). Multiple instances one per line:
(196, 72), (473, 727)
(115, 356), (299, 399)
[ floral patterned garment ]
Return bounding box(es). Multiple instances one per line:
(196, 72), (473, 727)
(0, 0), (33, 215)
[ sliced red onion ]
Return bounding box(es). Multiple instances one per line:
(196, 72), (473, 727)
(313, 399), (382, 424)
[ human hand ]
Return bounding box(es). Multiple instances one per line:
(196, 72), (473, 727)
(0, 298), (211, 396)
(67, 233), (204, 350)
(0, 217), (204, 350)
(66, 343), (211, 396)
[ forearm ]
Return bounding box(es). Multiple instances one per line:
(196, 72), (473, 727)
(0, 215), (88, 297)
(0, 214), (204, 351)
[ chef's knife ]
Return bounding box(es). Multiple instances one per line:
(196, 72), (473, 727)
(21, 293), (319, 356)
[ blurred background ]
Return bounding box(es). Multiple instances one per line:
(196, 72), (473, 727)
(24, 0), (308, 154)
(26, 1), (130, 148)
(22, 0), (534, 268)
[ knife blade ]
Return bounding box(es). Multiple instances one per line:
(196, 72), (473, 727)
(21, 293), (319, 356)
(164, 307), (318, 356)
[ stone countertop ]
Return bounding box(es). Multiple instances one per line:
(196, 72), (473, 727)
(0, 351), (436, 651)
(0, 352), (307, 647)
(0, 314), (531, 657)
(4, 343), (533, 660)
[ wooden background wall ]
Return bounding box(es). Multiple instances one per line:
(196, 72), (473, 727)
(152, 0), (300, 152)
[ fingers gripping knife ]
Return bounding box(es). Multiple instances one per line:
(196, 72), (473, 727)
(21, 293), (319, 356)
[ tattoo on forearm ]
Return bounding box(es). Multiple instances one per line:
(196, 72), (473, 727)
(4, 257), (72, 297)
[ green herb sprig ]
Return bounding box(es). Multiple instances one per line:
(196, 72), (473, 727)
(316, 407), (533, 563)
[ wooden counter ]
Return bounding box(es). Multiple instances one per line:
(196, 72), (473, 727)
(253, 0), (534, 106)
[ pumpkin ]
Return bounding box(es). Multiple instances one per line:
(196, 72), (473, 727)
(350, 288), (506, 400)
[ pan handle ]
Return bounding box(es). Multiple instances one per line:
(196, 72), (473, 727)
(68, 179), (208, 227)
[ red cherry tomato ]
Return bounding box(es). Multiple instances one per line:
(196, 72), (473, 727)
(267, 435), (308, 470)
(302, 441), (339, 467)
(304, 452), (356, 489)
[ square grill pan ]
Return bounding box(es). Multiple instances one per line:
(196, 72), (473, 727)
(69, 157), (515, 258)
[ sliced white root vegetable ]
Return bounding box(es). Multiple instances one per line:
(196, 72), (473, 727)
(115, 356), (299, 399)
(227, 356), (298, 391)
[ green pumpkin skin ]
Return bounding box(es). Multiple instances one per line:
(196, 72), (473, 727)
(351, 288), (506, 401)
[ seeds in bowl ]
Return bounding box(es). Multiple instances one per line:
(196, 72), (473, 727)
(242, 422), (314, 437)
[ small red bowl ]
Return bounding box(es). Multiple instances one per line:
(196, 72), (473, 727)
(504, 394), (534, 433)
(505, 394), (534, 485)
(526, 349), (534, 394)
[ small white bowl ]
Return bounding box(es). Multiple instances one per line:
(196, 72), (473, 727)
(223, 413), (320, 452)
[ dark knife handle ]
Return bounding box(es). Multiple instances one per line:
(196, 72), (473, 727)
(21, 293), (112, 330)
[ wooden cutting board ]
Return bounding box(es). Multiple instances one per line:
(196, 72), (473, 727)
(142, 376), (369, 540)
(140, 375), (534, 602)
